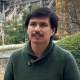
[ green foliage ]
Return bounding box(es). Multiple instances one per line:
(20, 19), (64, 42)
(4, 19), (23, 44)
(21, 10), (30, 28)
(4, 25), (26, 44)
(2, 6), (43, 45)
(57, 32), (80, 69)
(31, 5), (42, 10)
(2, 10), (29, 44)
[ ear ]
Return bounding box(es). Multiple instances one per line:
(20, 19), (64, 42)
(51, 28), (55, 36)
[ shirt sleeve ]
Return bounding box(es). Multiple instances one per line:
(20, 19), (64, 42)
(63, 53), (80, 80)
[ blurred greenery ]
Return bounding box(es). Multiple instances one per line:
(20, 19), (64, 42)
(0, 6), (42, 45)
(57, 32), (80, 70)
(2, 10), (29, 44)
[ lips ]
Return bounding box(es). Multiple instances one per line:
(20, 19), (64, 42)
(32, 34), (43, 37)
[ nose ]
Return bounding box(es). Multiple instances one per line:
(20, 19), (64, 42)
(34, 25), (40, 31)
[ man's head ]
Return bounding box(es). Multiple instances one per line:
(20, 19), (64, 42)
(25, 7), (58, 44)
(25, 7), (58, 34)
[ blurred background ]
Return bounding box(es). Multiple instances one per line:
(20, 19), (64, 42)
(0, 0), (80, 80)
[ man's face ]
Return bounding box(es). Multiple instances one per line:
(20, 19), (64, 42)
(27, 17), (55, 44)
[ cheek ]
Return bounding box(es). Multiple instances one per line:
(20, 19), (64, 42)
(50, 32), (54, 36)
(47, 32), (54, 39)
(48, 29), (54, 36)
(27, 28), (33, 35)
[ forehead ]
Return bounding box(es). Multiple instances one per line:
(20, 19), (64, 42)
(29, 17), (50, 22)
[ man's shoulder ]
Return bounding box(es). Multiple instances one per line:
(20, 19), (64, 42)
(53, 43), (73, 60)
(53, 43), (70, 54)
(9, 45), (26, 59)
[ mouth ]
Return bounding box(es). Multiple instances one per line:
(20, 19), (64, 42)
(32, 32), (43, 38)
(32, 34), (43, 39)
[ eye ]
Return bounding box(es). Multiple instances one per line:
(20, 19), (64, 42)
(40, 23), (48, 27)
(29, 22), (36, 27)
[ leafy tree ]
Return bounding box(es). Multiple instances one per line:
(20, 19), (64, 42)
(3, 10), (29, 44)
(3, 6), (42, 44)
(57, 32), (80, 69)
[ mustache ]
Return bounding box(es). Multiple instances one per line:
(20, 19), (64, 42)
(32, 31), (43, 37)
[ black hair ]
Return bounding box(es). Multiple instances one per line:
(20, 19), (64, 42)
(25, 7), (58, 34)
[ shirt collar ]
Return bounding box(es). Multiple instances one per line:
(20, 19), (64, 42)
(23, 40), (54, 63)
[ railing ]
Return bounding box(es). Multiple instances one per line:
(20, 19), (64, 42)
(0, 43), (25, 58)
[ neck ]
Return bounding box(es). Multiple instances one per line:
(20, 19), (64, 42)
(31, 41), (50, 57)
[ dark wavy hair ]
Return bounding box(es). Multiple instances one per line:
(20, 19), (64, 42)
(25, 7), (59, 34)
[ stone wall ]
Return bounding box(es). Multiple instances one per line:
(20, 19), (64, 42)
(0, 44), (24, 80)
(0, 58), (9, 80)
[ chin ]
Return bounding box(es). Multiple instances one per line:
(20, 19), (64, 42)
(31, 40), (44, 44)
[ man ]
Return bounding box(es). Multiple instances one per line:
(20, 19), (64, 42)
(4, 7), (80, 80)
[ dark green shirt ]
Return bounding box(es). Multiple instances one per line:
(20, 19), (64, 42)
(4, 41), (80, 80)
